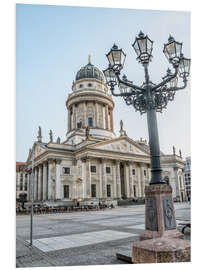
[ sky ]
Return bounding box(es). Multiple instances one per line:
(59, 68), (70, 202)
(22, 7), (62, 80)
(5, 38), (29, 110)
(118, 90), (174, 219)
(16, 4), (190, 161)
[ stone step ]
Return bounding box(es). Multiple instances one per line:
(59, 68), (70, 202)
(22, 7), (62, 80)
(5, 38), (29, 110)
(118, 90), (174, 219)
(116, 252), (132, 263)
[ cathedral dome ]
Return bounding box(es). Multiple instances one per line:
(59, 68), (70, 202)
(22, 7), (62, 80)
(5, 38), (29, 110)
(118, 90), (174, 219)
(75, 56), (104, 82)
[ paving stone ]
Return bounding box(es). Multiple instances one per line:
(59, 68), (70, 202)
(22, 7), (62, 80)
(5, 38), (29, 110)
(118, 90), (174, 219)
(16, 203), (190, 267)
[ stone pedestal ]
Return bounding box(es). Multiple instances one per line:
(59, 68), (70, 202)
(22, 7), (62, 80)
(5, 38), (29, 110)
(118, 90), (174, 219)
(140, 184), (183, 240)
(131, 184), (190, 264)
(132, 237), (190, 263)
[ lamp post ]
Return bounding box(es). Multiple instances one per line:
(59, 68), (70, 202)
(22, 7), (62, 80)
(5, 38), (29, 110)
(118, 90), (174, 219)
(29, 149), (35, 246)
(103, 32), (191, 262)
(103, 31), (190, 186)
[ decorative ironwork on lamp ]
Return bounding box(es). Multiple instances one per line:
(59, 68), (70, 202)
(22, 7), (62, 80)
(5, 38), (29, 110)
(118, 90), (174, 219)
(103, 31), (190, 185)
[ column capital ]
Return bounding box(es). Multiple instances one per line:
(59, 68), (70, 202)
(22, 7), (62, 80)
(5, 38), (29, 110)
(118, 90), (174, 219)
(47, 158), (55, 164)
(101, 158), (108, 163)
(128, 161), (134, 166)
(55, 159), (62, 165)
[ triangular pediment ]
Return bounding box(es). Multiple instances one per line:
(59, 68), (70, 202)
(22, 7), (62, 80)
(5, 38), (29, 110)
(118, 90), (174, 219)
(88, 136), (149, 156)
(26, 142), (47, 164)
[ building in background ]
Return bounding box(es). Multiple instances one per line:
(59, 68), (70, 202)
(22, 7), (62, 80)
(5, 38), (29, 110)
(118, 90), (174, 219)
(184, 156), (191, 201)
(23, 58), (186, 204)
(16, 162), (28, 200)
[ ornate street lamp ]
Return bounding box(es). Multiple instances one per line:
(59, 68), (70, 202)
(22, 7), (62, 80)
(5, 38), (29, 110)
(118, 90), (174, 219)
(104, 31), (190, 185)
(106, 44), (126, 71)
(132, 31), (153, 64)
(163, 35), (182, 65)
(103, 31), (191, 262)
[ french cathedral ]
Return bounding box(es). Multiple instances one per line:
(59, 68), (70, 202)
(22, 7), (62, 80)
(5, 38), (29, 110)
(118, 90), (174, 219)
(24, 57), (186, 204)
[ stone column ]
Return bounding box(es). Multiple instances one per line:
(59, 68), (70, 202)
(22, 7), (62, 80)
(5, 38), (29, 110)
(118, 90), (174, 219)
(34, 168), (38, 201)
(48, 159), (54, 200)
(42, 162), (48, 200)
(137, 165), (142, 197)
(55, 159), (62, 200)
(99, 159), (103, 198)
(81, 159), (86, 198)
(174, 168), (181, 200)
(68, 109), (71, 132)
(23, 173), (25, 192)
(113, 162), (117, 198)
(86, 159), (91, 198)
(95, 102), (99, 128)
(38, 165), (42, 201)
(129, 162), (134, 198)
(110, 109), (114, 131)
(116, 160), (121, 198)
(72, 104), (76, 130)
(83, 102), (87, 127)
(124, 163), (130, 198)
(140, 165), (145, 197)
(70, 107), (72, 131)
(102, 105), (105, 129)
(102, 159), (107, 198)
(29, 172), (32, 201)
(105, 105), (109, 130)
(94, 102), (97, 127)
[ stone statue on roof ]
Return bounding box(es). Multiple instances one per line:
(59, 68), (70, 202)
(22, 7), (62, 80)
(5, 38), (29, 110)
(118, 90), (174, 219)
(49, 129), (53, 142)
(119, 120), (127, 137)
(173, 145), (176, 155)
(56, 137), (61, 144)
(179, 149), (182, 158)
(37, 126), (42, 142)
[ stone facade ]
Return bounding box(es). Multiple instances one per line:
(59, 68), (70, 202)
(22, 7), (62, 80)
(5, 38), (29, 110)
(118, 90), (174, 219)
(24, 59), (186, 203)
(184, 156), (191, 200)
(16, 162), (28, 200)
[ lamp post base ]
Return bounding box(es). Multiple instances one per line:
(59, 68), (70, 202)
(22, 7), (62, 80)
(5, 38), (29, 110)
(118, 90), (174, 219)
(132, 237), (190, 263)
(140, 183), (183, 240)
(131, 184), (190, 263)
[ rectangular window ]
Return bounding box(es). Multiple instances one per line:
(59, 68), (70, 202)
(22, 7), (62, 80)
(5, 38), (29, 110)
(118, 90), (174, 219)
(20, 183), (23, 191)
(133, 185), (136, 197)
(24, 180), (27, 191)
(91, 166), (96, 173)
(88, 117), (93, 127)
(132, 169), (135, 175)
(20, 174), (23, 191)
(107, 184), (111, 197)
(91, 184), (96, 197)
(63, 167), (70, 175)
(77, 122), (82, 128)
(64, 185), (69, 198)
(144, 170), (146, 176)
(106, 167), (111, 174)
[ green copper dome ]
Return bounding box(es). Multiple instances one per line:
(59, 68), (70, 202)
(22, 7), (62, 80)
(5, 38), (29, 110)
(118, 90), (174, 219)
(75, 57), (104, 82)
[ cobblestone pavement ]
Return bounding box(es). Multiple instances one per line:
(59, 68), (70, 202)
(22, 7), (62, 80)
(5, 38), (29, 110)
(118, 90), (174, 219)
(16, 202), (190, 268)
